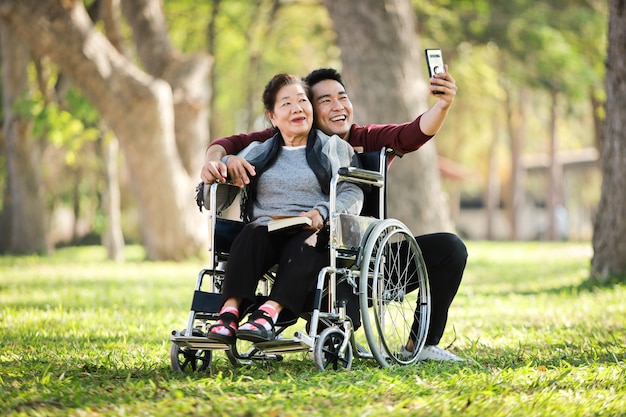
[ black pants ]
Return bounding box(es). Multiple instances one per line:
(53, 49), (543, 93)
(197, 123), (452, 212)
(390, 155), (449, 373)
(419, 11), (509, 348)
(222, 223), (328, 319)
(338, 232), (467, 346)
(414, 232), (467, 345)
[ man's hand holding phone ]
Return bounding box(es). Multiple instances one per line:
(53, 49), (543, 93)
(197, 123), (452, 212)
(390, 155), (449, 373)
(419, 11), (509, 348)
(425, 48), (447, 95)
(424, 48), (457, 111)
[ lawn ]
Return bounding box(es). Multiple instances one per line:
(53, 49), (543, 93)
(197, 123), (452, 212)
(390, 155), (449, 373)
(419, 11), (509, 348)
(1, 241), (624, 416)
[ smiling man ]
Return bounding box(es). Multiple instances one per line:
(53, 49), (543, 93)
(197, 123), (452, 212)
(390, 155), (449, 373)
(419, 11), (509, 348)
(200, 68), (468, 362)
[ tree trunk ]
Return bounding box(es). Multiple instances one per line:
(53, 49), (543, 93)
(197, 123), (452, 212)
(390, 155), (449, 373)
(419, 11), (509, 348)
(323, 0), (451, 234)
(546, 89), (562, 241)
(504, 86), (527, 241)
(207, 0), (221, 142)
(121, 0), (212, 178)
(102, 135), (125, 262)
(0, 23), (49, 254)
(485, 116), (500, 240)
(591, 0), (626, 282)
(241, 1), (281, 133)
(0, 0), (209, 260)
(589, 89), (605, 153)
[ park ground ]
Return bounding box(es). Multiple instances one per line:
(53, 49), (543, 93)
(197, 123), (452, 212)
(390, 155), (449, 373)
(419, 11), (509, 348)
(1, 241), (625, 416)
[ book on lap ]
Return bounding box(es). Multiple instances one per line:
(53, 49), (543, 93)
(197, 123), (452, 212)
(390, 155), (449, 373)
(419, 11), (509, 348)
(267, 215), (313, 233)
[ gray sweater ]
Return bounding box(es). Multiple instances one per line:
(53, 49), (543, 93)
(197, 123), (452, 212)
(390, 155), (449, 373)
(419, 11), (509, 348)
(239, 129), (363, 224)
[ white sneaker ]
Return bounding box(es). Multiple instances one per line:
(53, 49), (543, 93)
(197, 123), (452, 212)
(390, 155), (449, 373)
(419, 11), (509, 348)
(416, 345), (465, 362)
(399, 345), (418, 360)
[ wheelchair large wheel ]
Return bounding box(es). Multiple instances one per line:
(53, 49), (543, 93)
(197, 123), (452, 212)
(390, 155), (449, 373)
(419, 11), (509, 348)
(314, 327), (353, 371)
(170, 329), (212, 373)
(358, 219), (430, 367)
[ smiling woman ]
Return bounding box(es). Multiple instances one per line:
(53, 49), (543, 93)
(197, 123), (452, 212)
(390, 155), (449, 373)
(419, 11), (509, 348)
(204, 73), (364, 345)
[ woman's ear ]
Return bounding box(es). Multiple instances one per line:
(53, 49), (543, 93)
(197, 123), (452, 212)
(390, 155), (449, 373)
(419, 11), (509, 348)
(266, 110), (276, 128)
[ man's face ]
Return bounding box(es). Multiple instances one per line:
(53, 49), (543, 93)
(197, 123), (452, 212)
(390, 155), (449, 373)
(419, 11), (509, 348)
(311, 79), (354, 138)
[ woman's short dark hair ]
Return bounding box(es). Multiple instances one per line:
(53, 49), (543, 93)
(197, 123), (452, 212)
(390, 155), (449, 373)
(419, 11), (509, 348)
(262, 73), (311, 113)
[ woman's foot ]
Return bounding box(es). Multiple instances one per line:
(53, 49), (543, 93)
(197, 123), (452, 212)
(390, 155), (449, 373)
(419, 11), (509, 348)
(237, 304), (278, 343)
(206, 307), (239, 345)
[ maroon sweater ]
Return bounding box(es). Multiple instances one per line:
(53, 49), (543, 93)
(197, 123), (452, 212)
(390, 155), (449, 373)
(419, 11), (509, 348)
(210, 115), (433, 157)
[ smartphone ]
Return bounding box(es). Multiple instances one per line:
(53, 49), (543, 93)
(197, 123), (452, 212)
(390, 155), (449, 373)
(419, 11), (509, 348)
(424, 49), (445, 94)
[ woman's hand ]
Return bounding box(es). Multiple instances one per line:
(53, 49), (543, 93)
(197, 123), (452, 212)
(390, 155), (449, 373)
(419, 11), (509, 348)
(300, 209), (324, 230)
(224, 156), (256, 188)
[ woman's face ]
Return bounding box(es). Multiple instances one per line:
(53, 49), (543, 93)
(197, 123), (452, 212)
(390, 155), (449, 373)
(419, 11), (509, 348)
(267, 83), (313, 140)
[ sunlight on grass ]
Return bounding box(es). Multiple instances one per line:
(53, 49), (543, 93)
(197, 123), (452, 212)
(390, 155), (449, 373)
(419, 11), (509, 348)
(1, 242), (624, 416)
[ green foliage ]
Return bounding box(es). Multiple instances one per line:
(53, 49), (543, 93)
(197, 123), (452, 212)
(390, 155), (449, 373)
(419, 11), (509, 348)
(13, 90), (100, 166)
(414, 0), (606, 202)
(4, 62), (105, 240)
(1, 242), (625, 416)
(413, 0), (606, 94)
(164, 0), (214, 53)
(163, 0), (336, 137)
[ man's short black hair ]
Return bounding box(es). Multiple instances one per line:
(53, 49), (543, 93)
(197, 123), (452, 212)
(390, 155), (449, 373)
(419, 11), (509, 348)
(303, 68), (345, 89)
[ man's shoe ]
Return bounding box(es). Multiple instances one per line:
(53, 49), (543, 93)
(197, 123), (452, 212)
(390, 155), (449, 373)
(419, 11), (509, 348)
(416, 345), (466, 362)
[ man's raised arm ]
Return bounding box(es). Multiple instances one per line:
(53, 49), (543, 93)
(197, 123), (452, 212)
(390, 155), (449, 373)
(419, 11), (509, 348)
(419, 66), (457, 136)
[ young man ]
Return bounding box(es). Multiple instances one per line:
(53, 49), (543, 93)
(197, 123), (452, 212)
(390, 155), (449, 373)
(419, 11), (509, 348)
(200, 68), (467, 362)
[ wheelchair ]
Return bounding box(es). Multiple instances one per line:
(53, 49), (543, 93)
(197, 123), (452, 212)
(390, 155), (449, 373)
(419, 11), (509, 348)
(170, 148), (431, 372)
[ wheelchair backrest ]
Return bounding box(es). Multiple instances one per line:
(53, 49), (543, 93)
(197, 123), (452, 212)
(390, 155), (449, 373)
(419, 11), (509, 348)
(357, 148), (391, 219)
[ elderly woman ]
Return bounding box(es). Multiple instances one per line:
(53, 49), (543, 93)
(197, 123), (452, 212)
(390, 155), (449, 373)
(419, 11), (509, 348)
(206, 73), (363, 344)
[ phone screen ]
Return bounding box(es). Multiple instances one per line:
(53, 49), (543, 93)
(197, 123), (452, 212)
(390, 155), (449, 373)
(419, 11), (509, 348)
(425, 49), (445, 94)
(424, 49), (445, 78)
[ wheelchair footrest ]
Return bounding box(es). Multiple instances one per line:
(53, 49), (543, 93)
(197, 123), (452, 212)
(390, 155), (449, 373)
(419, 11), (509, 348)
(253, 332), (313, 354)
(170, 334), (230, 350)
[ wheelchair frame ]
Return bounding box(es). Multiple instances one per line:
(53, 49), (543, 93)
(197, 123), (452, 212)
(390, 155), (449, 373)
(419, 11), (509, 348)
(170, 148), (431, 372)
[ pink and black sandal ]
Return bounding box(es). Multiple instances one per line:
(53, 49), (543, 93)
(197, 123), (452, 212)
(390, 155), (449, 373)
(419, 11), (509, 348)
(206, 311), (238, 345)
(236, 309), (275, 343)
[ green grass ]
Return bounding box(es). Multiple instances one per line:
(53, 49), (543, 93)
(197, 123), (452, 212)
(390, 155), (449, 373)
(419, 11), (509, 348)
(1, 241), (625, 416)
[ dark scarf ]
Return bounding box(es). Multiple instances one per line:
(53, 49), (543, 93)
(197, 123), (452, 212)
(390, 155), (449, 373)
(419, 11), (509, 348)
(240, 129), (332, 223)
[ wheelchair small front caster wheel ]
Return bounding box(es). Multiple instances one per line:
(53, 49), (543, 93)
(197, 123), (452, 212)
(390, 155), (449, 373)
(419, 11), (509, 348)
(170, 329), (212, 374)
(314, 327), (353, 371)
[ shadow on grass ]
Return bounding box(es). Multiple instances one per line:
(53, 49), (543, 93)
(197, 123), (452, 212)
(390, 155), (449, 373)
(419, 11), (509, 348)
(470, 277), (625, 298)
(466, 336), (626, 371)
(578, 274), (626, 291)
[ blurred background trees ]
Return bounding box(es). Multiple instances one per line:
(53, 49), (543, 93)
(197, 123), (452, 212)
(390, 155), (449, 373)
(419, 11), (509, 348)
(0, 0), (618, 279)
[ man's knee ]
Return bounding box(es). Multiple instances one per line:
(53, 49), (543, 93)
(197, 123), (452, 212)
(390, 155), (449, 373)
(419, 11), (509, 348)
(417, 232), (467, 264)
(444, 233), (468, 263)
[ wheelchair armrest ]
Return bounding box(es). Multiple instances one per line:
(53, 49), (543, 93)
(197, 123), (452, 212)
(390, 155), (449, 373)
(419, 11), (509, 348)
(201, 181), (241, 213)
(338, 167), (384, 184)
